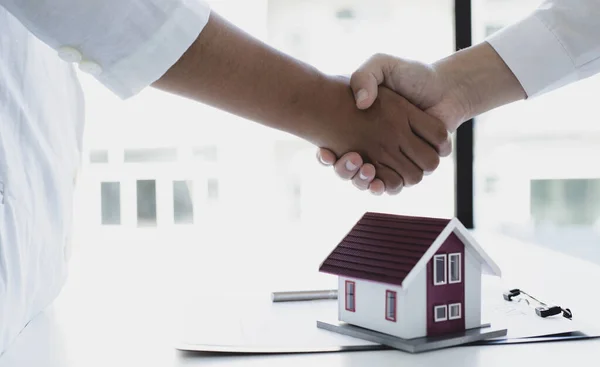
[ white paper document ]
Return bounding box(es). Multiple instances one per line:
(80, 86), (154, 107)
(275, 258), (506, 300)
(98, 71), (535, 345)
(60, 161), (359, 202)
(176, 292), (381, 353)
(175, 280), (586, 353)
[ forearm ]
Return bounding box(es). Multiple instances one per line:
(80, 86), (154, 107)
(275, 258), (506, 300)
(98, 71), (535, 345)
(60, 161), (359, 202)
(152, 12), (344, 142)
(433, 42), (526, 125)
(434, 0), (600, 127)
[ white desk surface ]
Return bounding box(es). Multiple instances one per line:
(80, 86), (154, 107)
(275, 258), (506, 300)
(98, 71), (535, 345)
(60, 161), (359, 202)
(2, 230), (599, 367)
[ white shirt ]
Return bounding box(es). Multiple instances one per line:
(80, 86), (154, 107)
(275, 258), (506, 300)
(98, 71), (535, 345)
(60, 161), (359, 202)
(487, 0), (600, 98)
(0, 0), (210, 356)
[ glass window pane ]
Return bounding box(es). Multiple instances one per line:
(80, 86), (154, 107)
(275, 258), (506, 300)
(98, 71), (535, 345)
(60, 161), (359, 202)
(193, 146), (218, 162)
(450, 303), (461, 319)
(174, 181), (194, 224)
(125, 148), (177, 163)
(435, 306), (447, 321)
(386, 291), (396, 319)
(207, 179), (219, 200)
(101, 182), (121, 225)
(473, 0), (600, 265)
(346, 282), (355, 310)
(449, 254), (460, 282)
(90, 150), (108, 163)
(435, 256), (446, 284)
(137, 180), (157, 227)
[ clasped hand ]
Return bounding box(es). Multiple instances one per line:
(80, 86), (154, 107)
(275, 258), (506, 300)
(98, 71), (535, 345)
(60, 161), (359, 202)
(318, 54), (463, 195)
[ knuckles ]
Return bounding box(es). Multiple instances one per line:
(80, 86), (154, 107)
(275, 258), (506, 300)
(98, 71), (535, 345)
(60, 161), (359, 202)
(433, 126), (452, 154)
(386, 180), (404, 194)
(404, 169), (424, 187)
(423, 153), (441, 173)
(369, 53), (393, 66)
(436, 127), (450, 145)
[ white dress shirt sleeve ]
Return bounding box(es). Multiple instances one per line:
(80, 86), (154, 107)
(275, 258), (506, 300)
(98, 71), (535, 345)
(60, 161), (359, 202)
(486, 0), (600, 98)
(0, 0), (211, 99)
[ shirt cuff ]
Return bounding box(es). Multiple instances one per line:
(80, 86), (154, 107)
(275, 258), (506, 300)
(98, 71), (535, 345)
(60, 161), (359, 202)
(97, 0), (211, 99)
(486, 13), (578, 98)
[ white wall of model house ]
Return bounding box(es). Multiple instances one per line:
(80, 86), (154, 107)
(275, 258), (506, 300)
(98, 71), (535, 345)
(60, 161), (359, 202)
(337, 270), (427, 340)
(464, 244), (483, 329)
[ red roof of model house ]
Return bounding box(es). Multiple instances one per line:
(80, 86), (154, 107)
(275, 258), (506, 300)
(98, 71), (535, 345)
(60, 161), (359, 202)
(319, 212), (501, 288)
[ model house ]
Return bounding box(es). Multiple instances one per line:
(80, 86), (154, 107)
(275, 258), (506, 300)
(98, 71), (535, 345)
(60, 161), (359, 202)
(319, 212), (501, 339)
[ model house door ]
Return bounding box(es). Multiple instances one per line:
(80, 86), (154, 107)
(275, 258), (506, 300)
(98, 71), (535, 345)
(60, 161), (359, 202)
(426, 233), (466, 336)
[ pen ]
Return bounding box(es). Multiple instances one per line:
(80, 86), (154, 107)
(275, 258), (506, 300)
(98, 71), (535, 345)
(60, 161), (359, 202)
(271, 289), (338, 302)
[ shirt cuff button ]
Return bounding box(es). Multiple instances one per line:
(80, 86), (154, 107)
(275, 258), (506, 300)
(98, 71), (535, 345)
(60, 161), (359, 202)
(79, 60), (103, 76)
(57, 46), (83, 63)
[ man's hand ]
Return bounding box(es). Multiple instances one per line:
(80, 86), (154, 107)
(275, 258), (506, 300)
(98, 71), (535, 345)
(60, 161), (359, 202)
(317, 42), (526, 194)
(310, 76), (451, 193)
(317, 54), (459, 195)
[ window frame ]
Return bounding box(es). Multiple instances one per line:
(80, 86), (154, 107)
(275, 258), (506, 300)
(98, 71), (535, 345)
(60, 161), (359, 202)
(433, 254), (447, 285)
(345, 280), (356, 312)
(449, 253), (462, 284)
(449, 303), (462, 320)
(434, 305), (448, 322)
(385, 290), (397, 322)
(455, 0), (475, 228)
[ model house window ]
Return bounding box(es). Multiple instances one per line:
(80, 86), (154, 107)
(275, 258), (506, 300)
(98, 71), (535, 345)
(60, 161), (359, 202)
(345, 281), (356, 312)
(449, 303), (462, 320)
(449, 253), (461, 283)
(385, 290), (397, 322)
(434, 305), (447, 322)
(433, 254), (447, 285)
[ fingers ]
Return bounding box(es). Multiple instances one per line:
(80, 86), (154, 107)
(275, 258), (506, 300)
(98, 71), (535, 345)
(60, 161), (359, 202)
(398, 130), (441, 175)
(315, 149), (386, 196)
(352, 163), (376, 191)
(331, 158), (386, 196)
(373, 162), (404, 195)
(409, 113), (453, 158)
(331, 155), (386, 195)
(385, 150), (425, 188)
(350, 54), (395, 110)
(384, 97), (450, 176)
(368, 178), (385, 196)
(333, 152), (363, 180)
(317, 148), (337, 166)
(317, 150), (367, 182)
(315, 147), (424, 194)
(337, 146), (411, 192)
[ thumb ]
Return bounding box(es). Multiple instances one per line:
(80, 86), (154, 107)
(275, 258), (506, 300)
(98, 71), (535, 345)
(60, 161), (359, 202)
(350, 69), (380, 110)
(350, 54), (394, 109)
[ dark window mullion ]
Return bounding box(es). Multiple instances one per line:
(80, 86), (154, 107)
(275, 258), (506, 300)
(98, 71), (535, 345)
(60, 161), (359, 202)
(454, 0), (474, 228)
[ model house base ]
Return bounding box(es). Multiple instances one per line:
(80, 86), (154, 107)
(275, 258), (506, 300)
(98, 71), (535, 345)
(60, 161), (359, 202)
(317, 320), (507, 353)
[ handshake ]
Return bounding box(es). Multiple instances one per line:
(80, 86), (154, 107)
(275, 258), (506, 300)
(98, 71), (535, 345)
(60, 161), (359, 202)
(309, 43), (524, 195)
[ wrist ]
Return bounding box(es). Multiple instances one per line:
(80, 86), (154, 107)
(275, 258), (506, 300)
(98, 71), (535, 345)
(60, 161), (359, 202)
(296, 74), (354, 147)
(433, 42), (526, 128)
